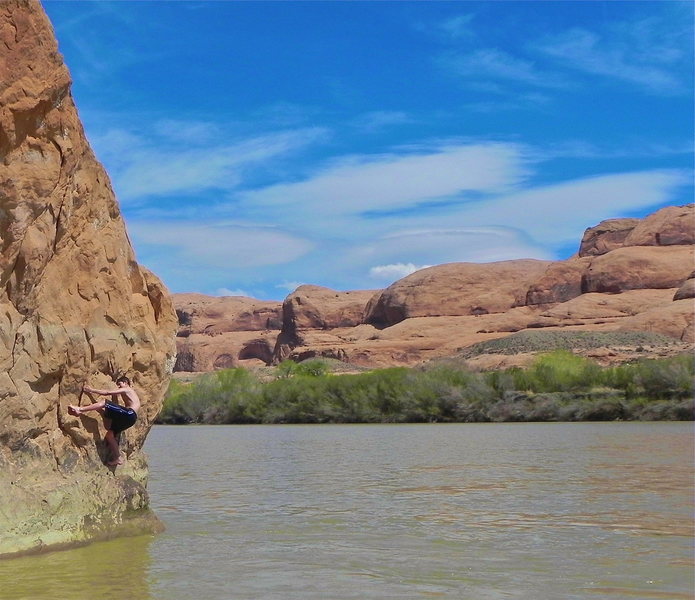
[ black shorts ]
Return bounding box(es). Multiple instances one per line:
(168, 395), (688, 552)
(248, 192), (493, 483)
(105, 402), (137, 433)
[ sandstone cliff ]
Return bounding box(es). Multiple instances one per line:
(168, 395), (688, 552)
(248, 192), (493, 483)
(274, 286), (378, 362)
(173, 293), (282, 372)
(1, 0), (177, 557)
(170, 287), (377, 373)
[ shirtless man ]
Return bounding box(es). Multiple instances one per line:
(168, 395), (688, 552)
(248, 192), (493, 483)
(68, 376), (141, 466)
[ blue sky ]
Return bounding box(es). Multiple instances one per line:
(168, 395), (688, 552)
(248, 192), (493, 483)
(42, 0), (694, 300)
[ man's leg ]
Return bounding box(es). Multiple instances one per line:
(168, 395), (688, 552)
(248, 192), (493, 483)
(104, 430), (123, 465)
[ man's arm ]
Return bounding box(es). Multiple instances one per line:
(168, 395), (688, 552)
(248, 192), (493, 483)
(84, 385), (126, 396)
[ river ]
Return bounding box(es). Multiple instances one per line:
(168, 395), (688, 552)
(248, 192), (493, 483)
(2, 422), (693, 599)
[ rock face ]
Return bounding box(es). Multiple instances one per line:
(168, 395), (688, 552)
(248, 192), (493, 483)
(581, 246), (693, 293)
(623, 204), (695, 247)
(525, 258), (590, 305)
(274, 286), (378, 362)
(0, 0), (177, 557)
(171, 288), (381, 373)
(173, 293), (282, 372)
(365, 260), (551, 327)
(579, 218), (640, 257)
(674, 271), (695, 301)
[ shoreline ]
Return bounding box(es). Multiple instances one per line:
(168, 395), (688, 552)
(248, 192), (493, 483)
(0, 509), (164, 561)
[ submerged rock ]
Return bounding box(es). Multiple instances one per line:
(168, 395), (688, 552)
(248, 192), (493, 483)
(0, 0), (177, 557)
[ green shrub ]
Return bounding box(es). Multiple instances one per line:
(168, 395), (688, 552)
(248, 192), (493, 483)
(275, 360), (300, 379)
(295, 359), (330, 377)
(158, 352), (694, 424)
(514, 351), (602, 393)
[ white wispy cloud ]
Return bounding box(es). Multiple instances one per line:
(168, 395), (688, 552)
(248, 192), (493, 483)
(152, 119), (218, 144)
(90, 125), (328, 202)
(369, 262), (430, 281)
(239, 142), (530, 227)
(437, 9), (690, 99)
(441, 48), (569, 89)
(536, 24), (687, 94)
(350, 111), (414, 133)
(351, 227), (552, 275)
(127, 221), (313, 269)
(215, 287), (252, 297)
(275, 281), (307, 293)
(389, 169), (690, 249)
(439, 14), (476, 40)
(50, 2), (161, 85)
(463, 92), (552, 113)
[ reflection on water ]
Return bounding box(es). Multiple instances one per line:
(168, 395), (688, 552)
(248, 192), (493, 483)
(2, 422), (693, 600)
(0, 535), (153, 600)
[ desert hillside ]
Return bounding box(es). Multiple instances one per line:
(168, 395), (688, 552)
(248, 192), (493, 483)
(173, 203), (694, 373)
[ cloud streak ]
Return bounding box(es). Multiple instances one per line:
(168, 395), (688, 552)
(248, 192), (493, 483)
(125, 136), (689, 294)
(437, 9), (691, 98)
(238, 142), (530, 228)
(127, 221), (314, 270)
(536, 24), (687, 94)
(369, 262), (430, 281)
(90, 125), (329, 203)
(441, 48), (570, 89)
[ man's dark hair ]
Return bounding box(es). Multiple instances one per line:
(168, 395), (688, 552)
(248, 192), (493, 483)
(116, 376), (131, 386)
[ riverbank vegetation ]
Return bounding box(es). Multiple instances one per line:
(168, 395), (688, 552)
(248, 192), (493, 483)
(157, 351), (694, 424)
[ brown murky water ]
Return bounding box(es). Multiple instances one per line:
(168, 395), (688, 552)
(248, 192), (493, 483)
(2, 422), (693, 599)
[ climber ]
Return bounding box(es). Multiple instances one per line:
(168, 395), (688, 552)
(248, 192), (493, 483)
(68, 376), (141, 466)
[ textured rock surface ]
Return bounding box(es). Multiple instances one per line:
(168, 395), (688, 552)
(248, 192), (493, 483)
(673, 271), (695, 301)
(1, 0), (177, 557)
(173, 293), (282, 371)
(365, 260), (551, 327)
(176, 330), (279, 372)
(274, 286), (377, 362)
(617, 300), (694, 342)
(581, 246), (693, 293)
(525, 258), (590, 305)
(578, 218), (639, 257)
(622, 204), (695, 247)
(282, 285), (376, 330)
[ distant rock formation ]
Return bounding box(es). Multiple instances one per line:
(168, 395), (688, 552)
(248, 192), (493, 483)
(0, 0), (177, 557)
(269, 203), (693, 367)
(170, 287), (379, 372)
(623, 204), (695, 247)
(274, 286), (378, 362)
(173, 293), (282, 372)
(674, 271), (695, 301)
(364, 260), (551, 327)
(174, 204), (693, 373)
(578, 218), (640, 257)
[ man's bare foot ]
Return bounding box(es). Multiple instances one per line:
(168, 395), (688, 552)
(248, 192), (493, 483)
(68, 405), (81, 416)
(107, 455), (124, 466)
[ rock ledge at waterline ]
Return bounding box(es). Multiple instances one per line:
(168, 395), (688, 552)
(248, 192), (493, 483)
(0, 0), (177, 558)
